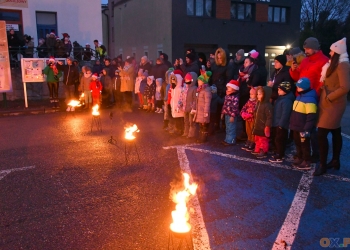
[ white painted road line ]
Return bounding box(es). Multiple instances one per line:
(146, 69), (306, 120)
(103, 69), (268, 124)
(0, 166), (35, 181)
(272, 170), (314, 250)
(176, 147), (211, 250)
(341, 132), (350, 140)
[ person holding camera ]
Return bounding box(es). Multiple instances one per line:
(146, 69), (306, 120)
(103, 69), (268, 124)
(43, 57), (62, 108)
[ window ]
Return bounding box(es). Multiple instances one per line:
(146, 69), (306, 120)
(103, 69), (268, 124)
(268, 6), (287, 23)
(187, 0), (214, 17)
(231, 2), (253, 20)
(36, 12), (57, 41)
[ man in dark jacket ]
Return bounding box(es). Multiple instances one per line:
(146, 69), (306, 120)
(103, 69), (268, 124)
(57, 57), (79, 111)
(7, 29), (21, 60)
(152, 58), (168, 80)
(160, 53), (172, 69)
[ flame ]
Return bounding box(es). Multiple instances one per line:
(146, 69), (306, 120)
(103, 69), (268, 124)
(81, 93), (85, 98)
(68, 100), (81, 107)
(124, 124), (139, 140)
(170, 173), (198, 233)
(92, 104), (100, 116)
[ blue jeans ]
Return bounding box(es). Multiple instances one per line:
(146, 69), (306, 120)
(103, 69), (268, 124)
(225, 115), (237, 144)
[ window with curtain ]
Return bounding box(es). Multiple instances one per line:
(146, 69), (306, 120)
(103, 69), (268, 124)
(231, 2), (254, 20)
(268, 6), (287, 23)
(187, 0), (214, 17)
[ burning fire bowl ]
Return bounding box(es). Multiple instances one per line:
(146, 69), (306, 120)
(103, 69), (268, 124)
(171, 230), (192, 239)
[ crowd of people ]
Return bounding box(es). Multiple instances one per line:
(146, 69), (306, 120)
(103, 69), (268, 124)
(41, 36), (349, 177)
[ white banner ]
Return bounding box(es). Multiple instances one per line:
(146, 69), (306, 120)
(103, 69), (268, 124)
(0, 21), (13, 93)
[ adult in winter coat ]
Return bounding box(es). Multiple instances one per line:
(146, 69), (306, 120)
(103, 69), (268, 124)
(56, 57), (79, 109)
(170, 73), (185, 135)
(210, 48), (230, 98)
(194, 71), (212, 143)
(152, 58), (168, 81)
(118, 58), (135, 111)
(267, 55), (293, 104)
(183, 72), (198, 138)
(314, 38), (350, 176)
(100, 68), (112, 108)
(160, 53), (172, 69)
(43, 59), (62, 108)
(139, 56), (152, 75)
(230, 49), (245, 80)
(179, 53), (200, 76)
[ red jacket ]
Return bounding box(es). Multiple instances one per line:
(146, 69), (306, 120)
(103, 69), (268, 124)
(90, 80), (103, 98)
(289, 50), (328, 97)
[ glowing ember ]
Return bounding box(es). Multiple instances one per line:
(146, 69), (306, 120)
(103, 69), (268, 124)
(92, 104), (100, 116)
(170, 173), (198, 233)
(124, 124), (139, 140)
(81, 93), (85, 98)
(68, 100), (81, 107)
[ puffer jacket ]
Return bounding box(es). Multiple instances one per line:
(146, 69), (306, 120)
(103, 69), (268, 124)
(184, 72), (198, 112)
(252, 86), (273, 136)
(194, 84), (212, 123)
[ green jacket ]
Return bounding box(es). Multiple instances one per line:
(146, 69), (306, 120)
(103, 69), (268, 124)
(43, 65), (62, 83)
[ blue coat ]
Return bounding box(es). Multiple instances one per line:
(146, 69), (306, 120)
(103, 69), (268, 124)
(272, 91), (295, 129)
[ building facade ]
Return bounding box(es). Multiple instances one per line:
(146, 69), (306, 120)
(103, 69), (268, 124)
(107, 0), (301, 74)
(0, 0), (104, 54)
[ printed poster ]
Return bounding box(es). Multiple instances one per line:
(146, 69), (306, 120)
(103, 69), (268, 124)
(0, 20), (12, 92)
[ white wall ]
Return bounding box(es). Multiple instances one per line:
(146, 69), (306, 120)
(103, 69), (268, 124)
(2, 0), (103, 46)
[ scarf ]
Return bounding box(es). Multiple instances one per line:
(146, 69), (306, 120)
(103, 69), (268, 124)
(320, 52), (349, 82)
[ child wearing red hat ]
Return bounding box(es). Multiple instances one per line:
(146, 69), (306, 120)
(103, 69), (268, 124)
(221, 80), (240, 146)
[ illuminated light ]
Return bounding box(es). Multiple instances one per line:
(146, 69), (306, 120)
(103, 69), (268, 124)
(265, 53), (269, 57)
(125, 124), (139, 140)
(170, 173), (198, 233)
(92, 104), (100, 116)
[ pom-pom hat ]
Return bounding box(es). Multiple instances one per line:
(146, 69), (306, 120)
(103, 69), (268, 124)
(226, 80), (240, 90)
(330, 37), (347, 55)
(92, 73), (99, 79)
(296, 77), (310, 90)
(198, 70), (212, 83)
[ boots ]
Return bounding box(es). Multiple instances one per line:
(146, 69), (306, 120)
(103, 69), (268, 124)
(163, 120), (169, 129)
(313, 164), (327, 176)
(326, 159), (340, 170)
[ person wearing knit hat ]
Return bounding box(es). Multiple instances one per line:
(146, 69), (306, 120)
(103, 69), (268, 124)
(184, 72), (193, 83)
(296, 77), (311, 90)
(268, 81), (294, 163)
(303, 37), (320, 50)
(173, 69), (184, 78)
(236, 49), (244, 57)
(221, 79), (240, 146)
(178, 52), (200, 77)
(240, 87), (258, 151)
(183, 72), (198, 138)
(314, 37), (350, 176)
(268, 54), (292, 104)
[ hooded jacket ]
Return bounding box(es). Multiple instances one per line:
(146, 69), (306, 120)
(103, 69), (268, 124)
(252, 86), (273, 136)
(184, 72), (198, 112)
(170, 74), (185, 118)
(272, 91), (295, 129)
(194, 84), (212, 124)
(289, 88), (318, 132)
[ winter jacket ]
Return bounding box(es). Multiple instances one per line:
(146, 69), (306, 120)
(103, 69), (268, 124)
(289, 88), (318, 132)
(152, 63), (168, 80)
(252, 86), (273, 136)
(272, 91), (295, 129)
(92, 63), (103, 75)
(139, 79), (147, 94)
(79, 74), (92, 91)
(269, 66), (293, 103)
(56, 63), (79, 86)
(112, 75), (121, 91)
(194, 85), (212, 123)
(100, 75), (112, 92)
(318, 61), (350, 129)
(144, 81), (156, 99)
(210, 48), (230, 98)
(90, 80), (103, 98)
(180, 61), (200, 76)
(171, 74), (185, 118)
(119, 64), (135, 92)
(240, 98), (257, 122)
(184, 72), (198, 112)
(210, 92), (224, 113)
(139, 62), (152, 75)
(135, 76), (142, 94)
(289, 50), (328, 97)
(43, 65), (62, 83)
(221, 91), (240, 117)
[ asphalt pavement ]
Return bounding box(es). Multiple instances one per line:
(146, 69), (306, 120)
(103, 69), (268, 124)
(0, 101), (349, 249)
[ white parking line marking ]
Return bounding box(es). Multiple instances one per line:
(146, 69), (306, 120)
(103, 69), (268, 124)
(341, 132), (350, 140)
(175, 147), (211, 250)
(0, 166), (35, 180)
(272, 171), (314, 250)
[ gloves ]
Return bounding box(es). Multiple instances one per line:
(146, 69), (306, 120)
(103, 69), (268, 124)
(300, 131), (310, 138)
(229, 116), (234, 123)
(264, 127), (270, 137)
(190, 109), (196, 114)
(204, 113), (208, 118)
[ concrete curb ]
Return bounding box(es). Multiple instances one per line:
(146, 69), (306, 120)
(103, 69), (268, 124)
(0, 108), (60, 117)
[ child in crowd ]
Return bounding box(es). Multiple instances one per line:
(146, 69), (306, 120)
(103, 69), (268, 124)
(155, 78), (163, 113)
(251, 86), (273, 158)
(90, 73), (103, 106)
(183, 72), (198, 138)
(269, 82), (295, 163)
(193, 70), (212, 143)
(140, 71), (148, 110)
(170, 72), (185, 135)
(290, 77), (317, 170)
(208, 85), (223, 136)
(79, 67), (92, 109)
(240, 87), (257, 151)
(162, 68), (174, 129)
(144, 75), (156, 112)
(135, 69), (144, 109)
(112, 69), (122, 107)
(221, 80), (240, 146)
